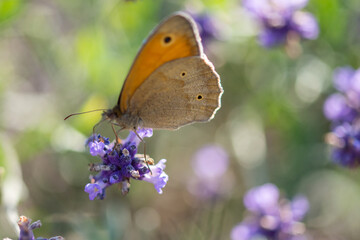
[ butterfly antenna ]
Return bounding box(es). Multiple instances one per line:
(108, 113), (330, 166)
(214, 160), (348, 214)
(64, 109), (107, 120)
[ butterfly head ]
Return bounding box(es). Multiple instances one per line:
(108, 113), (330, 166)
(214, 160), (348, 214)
(102, 105), (143, 130)
(102, 106), (121, 122)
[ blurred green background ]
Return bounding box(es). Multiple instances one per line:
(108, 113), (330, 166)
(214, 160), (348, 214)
(1, 0), (360, 239)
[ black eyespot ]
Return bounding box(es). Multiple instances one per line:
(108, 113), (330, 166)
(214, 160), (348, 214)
(164, 36), (172, 43)
(181, 72), (186, 76)
(197, 95), (203, 100)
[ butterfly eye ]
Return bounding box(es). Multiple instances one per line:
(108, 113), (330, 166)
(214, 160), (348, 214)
(197, 95), (203, 100)
(164, 36), (172, 44)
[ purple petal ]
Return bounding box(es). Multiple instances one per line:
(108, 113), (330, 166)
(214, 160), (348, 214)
(125, 128), (153, 146)
(323, 93), (351, 121)
(280, 0), (309, 11)
(291, 195), (309, 220)
(244, 183), (279, 214)
(351, 69), (360, 94)
(291, 11), (319, 39)
(84, 183), (103, 200)
(189, 12), (219, 43)
(259, 28), (288, 48)
(143, 159), (168, 194)
(333, 123), (352, 138)
(230, 223), (253, 240)
(89, 141), (105, 156)
(243, 0), (308, 18)
(243, 0), (272, 17)
(333, 67), (355, 92)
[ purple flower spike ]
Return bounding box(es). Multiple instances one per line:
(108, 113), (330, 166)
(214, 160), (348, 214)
(243, 0), (318, 48)
(14, 216), (64, 240)
(85, 130), (168, 199)
(231, 183), (309, 240)
(324, 66), (360, 167)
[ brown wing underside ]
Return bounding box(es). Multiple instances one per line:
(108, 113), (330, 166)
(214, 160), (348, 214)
(118, 13), (203, 113)
(128, 56), (223, 129)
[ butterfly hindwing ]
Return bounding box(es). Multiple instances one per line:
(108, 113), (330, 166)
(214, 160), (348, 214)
(127, 56), (222, 129)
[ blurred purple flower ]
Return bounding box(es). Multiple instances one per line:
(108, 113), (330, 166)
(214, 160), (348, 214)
(244, 183), (279, 215)
(333, 66), (355, 92)
(324, 66), (360, 167)
(186, 10), (220, 51)
(84, 129), (168, 199)
(8, 216), (64, 240)
(231, 183), (308, 240)
(188, 145), (230, 199)
(327, 122), (360, 167)
(243, 0), (319, 48)
(192, 13), (219, 44)
(323, 94), (354, 122)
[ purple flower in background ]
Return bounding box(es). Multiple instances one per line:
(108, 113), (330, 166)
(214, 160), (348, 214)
(231, 183), (308, 240)
(191, 13), (219, 44)
(186, 10), (220, 51)
(5, 216), (64, 240)
(243, 0), (319, 48)
(326, 122), (360, 167)
(323, 94), (354, 122)
(187, 145), (231, 199)
(84, 129), (168, 200)
(323, 66), (360, 167)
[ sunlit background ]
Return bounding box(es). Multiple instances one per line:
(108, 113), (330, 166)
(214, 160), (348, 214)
(1, 0), (360, 239)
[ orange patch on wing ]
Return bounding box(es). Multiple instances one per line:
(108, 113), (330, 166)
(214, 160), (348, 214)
(119, 32), (199, 113)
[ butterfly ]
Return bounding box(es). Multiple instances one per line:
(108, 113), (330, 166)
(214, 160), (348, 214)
(66, 12), (223, 136)
(102, 12), (223, 133)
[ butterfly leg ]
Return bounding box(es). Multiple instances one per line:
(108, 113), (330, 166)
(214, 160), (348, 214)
(92, 119), (106, 142)
(132, 128), (152, 174)
(111, 124), (121, 144)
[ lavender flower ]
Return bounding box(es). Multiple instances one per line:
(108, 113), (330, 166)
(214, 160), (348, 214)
(326, 122), (360, 167)
(187, 145), (230, 199)
(190, 12), (219, 46)
(323, 66), (360, 167)
(84, 129), (168, 200)
(243, 0), (319, 48)
(4, 216), (64, 240)
(231, 183), (308, 240)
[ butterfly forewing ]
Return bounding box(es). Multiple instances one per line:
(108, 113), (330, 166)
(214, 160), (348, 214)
(118, 13), (203, 113)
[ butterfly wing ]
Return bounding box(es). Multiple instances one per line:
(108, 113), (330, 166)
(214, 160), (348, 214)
(127, 56), (223, 129)
(118, 12), (203, 113)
